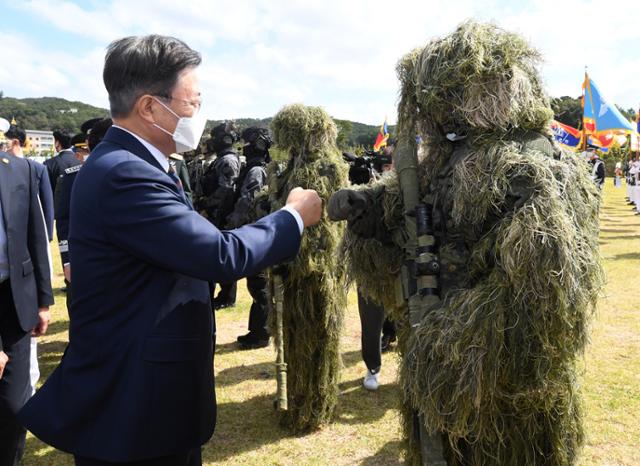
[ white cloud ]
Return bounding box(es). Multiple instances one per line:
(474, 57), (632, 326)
(18, 0), (127, 43)
(497, 0), (640, 110)
(0, 30), (108, 108)
(5, 0), (640, 125)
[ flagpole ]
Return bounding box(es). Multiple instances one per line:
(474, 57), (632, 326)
(581, 68), (588, 152)
(637, 104), (640, 161)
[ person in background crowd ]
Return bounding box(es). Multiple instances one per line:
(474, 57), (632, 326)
(614, 161), (622, 188)
(3, 125), (54, 240)
(590, 152), (605, 190)
(0, 146), (53, 466)
(629, 157), (640, 215)
(196, 122), (242, 310)
(226, 127), (272, 349)
(44, 130), (81, 196)
(2, 124), (55, 400)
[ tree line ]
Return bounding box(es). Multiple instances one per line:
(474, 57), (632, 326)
(1, 94), (636, 151)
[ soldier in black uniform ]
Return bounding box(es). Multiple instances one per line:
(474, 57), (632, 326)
(227, 127), (272, 348)
(196, 122), (241, 309)
(44, 130), (81, 196)
(55, 118), (112, 311)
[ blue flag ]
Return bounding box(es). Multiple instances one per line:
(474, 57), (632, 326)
(583, 73), (635, 133)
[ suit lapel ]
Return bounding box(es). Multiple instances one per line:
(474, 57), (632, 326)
(101, 127), (192, 209)
(0, 152), (14, 227)
(102, 127), (165, 173)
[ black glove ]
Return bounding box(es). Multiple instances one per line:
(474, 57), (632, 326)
(327, 189), (368, 221)
(329, 189), (388, 240)
(256, 199), (271, 218)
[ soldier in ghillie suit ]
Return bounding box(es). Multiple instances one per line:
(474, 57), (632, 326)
(196, 121), (241, 309)
(227, 127), (273, 349)
(262, 103), (349, 432)
(329, 21), (603, 465)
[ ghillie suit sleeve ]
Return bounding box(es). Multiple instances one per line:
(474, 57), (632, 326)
(331, 21), (604, 466)
(338, 172), (405, 312)
(267, 103), (350, 433)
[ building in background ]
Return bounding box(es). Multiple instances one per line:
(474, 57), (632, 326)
(26, 129), (55, 154)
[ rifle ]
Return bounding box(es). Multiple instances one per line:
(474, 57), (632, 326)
(272, 267), (288, 411)
(268, 165), (289, 412)
(394, 137), (446, 466)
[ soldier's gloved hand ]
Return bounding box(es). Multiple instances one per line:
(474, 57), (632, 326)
(226, 213), (242, 230)
(328, 189), (368, 221)
(256, 199), (271, 217)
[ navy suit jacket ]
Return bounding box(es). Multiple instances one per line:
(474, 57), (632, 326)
(27, 159), (54, 241)
(44, 149), (80, 204)
(0, 152), (53, 348)
(20, 127), (301, 461)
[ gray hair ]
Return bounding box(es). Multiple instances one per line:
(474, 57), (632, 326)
(103, 35), (201, 118)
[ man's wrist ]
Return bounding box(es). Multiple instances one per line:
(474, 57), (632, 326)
(280, 206), (304, 234)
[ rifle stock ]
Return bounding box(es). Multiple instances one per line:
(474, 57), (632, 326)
(272, 272), (288, 411)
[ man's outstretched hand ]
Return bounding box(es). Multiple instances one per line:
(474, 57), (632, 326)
(285, 187), (322, 227)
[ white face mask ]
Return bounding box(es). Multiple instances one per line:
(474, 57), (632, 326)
(153, 97), (207, 153)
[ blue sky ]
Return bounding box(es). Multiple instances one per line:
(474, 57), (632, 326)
(1, 0), (638, 125)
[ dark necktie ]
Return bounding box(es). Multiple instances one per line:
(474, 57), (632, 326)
(168, 165), (193, 210)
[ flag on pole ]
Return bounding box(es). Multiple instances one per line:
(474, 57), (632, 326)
(551, 120), (581, 147)
(373, 118), (389, 151)
(591, 130), (615, 149)
(582, 72), (635, 133)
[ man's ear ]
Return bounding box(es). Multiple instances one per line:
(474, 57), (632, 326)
(137, 95), (157, 125)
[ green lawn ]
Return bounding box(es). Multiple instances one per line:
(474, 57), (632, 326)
(24, 181), (639, 465)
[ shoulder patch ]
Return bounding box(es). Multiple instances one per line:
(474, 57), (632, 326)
(64, 165), (82, 175)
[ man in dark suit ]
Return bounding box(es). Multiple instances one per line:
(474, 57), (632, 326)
(3, 125), (54, 240)
(19, 34), (321, 466)
(44, 130), (81, 196)
(0, 151), (53, 466)
(3, 124), (55, 399)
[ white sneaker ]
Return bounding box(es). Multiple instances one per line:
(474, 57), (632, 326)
(363, 371), (379, 391)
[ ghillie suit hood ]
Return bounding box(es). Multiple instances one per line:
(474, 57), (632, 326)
(265, 103), (349, 432)
(340, 21), (604, 465)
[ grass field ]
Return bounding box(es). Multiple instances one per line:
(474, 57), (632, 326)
(23, 181), (639, 465)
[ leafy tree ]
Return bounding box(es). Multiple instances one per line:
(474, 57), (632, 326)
(551, 96), (582, 128)
(334, 119), (353, 149)
(617, 106), (636, 122)
(0, 96), (109, 133)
